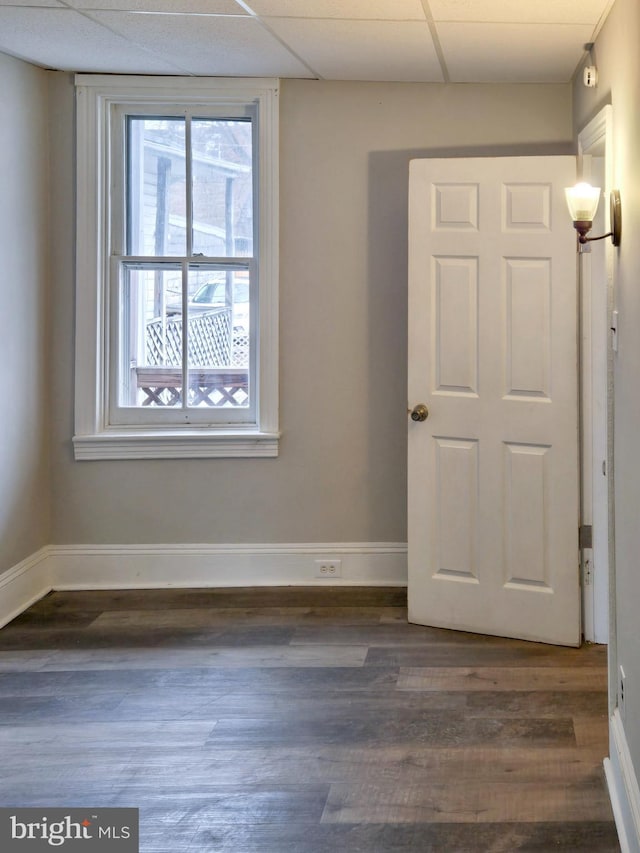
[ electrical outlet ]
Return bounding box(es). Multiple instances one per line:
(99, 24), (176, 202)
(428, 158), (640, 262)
(314, 559), (342, 579)
(620, 665), (626, 722)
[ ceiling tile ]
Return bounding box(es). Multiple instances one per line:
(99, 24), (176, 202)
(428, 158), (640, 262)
(429, 0), (609, 26)
(0, 0), (63, 6)
(267, 19), (443, 81)
(86, 10), (314, 76)
(245, 0), (426, 20)
(0, 7), (181, 71)
(66, 0), (246, 12)
(438, 21), (595, 82)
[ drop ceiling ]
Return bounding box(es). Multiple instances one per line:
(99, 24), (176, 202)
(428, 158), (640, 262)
(0, 0), (615, 82)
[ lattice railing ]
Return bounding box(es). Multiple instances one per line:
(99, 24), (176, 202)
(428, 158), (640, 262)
(145, 309), (232, 368)
(136, 368), (249, 407)
(232, 333), (249, 368)
(140, 310), (249, 405)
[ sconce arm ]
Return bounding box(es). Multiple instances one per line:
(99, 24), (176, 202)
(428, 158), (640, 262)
(579, 231), (614, 245)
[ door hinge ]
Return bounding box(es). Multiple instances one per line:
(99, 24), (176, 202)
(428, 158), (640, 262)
(579, 524), (593, 549)
(583, 557), (593, 586)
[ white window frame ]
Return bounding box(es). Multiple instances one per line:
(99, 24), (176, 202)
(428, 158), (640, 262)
(73, 75), (279, 460)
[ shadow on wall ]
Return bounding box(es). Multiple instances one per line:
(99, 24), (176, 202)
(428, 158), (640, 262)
(364, 142), (575, 540)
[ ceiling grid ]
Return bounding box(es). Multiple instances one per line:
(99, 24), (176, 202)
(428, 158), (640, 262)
(0, 0), (616, 81)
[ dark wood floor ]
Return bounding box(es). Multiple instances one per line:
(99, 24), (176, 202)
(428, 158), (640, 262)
(0, 587), (619, 852)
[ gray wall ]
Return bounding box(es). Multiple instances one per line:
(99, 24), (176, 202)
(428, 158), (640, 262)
(573, 0), (640, 781)
(0, 53), (50, 572)
(49, 76), (572, 546)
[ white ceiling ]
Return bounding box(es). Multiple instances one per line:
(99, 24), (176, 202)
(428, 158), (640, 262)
(0, 0), (616, 82)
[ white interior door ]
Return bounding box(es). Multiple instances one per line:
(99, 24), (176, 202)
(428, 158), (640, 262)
(408, 156), (580, 647)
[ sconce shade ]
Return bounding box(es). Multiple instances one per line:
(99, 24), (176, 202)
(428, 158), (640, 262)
(565, 182), (601, 221)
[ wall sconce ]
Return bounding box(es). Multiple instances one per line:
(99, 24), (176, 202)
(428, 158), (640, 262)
(565, 182), (621, 249)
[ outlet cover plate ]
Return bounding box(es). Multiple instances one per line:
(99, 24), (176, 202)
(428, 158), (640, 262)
(314, 559), (342, 579)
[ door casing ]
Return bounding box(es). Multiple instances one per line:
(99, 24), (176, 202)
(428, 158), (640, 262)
(577, 105), (615, 667)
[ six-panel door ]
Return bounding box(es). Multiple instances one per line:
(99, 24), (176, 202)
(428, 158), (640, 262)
(408, 156), (580, 646)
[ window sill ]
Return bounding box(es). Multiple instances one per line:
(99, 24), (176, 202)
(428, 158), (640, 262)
(72, 429), (280, 460)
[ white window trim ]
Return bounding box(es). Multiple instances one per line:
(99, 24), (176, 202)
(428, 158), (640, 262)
(73, 75), (279, 460)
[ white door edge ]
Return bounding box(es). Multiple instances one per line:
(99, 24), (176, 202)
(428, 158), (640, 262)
(578, 104), (614, 646)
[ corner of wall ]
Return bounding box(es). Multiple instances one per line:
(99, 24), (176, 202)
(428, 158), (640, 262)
(0, 548), (52, 629)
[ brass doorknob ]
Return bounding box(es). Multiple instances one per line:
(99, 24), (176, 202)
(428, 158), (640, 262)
(410, 404), (429, 422)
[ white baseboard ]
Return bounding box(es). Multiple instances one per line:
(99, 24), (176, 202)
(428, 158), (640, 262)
(48, 542), (408, 590)
(0, 548), (52, 629)
(606, 709), (640, 853)
(1, 542), (407, 626)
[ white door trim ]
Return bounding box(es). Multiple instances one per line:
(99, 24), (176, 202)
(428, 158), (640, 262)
(577, 104), (614, 647)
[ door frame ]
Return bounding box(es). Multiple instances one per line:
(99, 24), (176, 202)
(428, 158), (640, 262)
(577, 105), (615, 651)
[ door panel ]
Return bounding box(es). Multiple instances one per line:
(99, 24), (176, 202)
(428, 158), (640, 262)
(505, 258), (551, 397)
(435, 437), (479, 580)
(434, 257), (479, 394)
(503, 442), (549, 588)
(408, 156), (580, 646)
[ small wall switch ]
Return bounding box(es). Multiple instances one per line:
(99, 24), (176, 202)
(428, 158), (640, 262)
(314, 559), (342, 579)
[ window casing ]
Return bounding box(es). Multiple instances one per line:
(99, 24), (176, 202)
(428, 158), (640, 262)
(73, 76), (279, 460)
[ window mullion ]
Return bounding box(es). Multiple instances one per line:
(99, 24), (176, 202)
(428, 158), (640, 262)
(185, 113), (193, 258)
(183, 115), (193, 413)
(181, 258), (189, 412)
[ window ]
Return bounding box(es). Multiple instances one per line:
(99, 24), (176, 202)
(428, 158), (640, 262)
(73, 76), (279, 459)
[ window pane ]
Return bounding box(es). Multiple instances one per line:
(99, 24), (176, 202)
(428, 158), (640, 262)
(128, 118), (186, 256)
(118, 264), (251, 411)
(192, 119), (253, 257)
(119, 265), (184, 407)
(187, 267), (250, 408)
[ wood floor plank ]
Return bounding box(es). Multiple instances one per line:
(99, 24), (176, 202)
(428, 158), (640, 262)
(205, 713), (576, 749)
(321, 778), (614, 824)
(574, 715), (611, 749)
(290, 624), (602, 649)
(7, 609), (103, 628)
(99, 687), (470, 721)
(107, 784), (332, 822)
(0, 693), (125, 723)
(182, 821), (620, 853)
(367, 644), (608, 668)
(87, 606), (408, 629)
(54, 745), (605, 788)
(291, 624), (522, 646)
(463, 689), (608, 716)
(0, 720), (217, 749)
(0, 664), (398, 695)
(397, 666), (608, 691)
(31, 644), (369, 670)
(29, 587), (407, 612)
(0, 625), (298, 650)
(0, 651), (57, 671)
